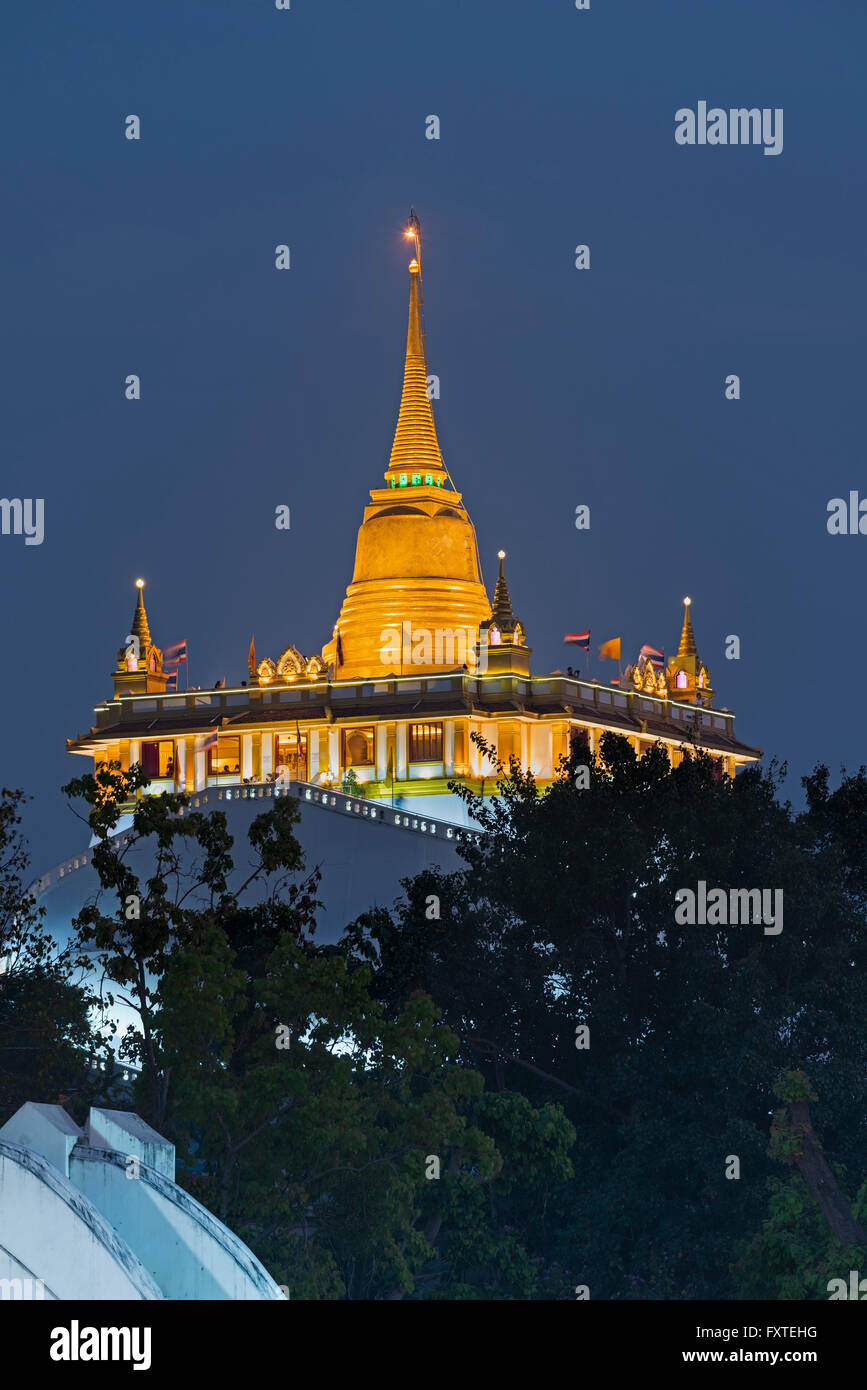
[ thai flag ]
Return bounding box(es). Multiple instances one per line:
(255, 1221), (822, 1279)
(195, 728), (219, 752)
(564, 631), (590, 651)
(164, 639), (188, 666)
(640, 644), (664, 660)
(165, 669), (178, 692)
(611, 676), (621, 686)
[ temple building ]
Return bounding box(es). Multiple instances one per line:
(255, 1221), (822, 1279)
(65, 236), (761, 826)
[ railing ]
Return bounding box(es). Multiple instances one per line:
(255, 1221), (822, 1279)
(191, 779), (480, 848)
(92, 671), (735, 733)
(28, 779), (480, 896)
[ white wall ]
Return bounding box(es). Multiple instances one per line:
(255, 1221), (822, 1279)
(0, 1143), (163, 1301)
(71, 1148), (284, 1301)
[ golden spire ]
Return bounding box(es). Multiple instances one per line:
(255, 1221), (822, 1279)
(385, 254), (445, 484)
(677, 596), (697, 657)
(112, 578), (168, 697)
(132, 578), (151, 650)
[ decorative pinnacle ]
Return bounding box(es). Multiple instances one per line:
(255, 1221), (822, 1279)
(491, 551), (516, 628)
(385, 238), (444, 482)
(678, 596), (697, 657)
(131, 579), (151, 649)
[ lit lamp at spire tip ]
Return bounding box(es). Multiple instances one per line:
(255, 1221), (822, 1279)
(498, 550), (506, 559)
(683, 595), (691, 606)
(136, 578), (145, 588)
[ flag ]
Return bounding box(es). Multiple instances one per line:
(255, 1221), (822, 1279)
(195, 728), (218, 752)
(648, 658), (663, 671)
(248, 634), (256, 672)
(164, 639), (188, 666)
(598, 637), (621, 661)
(564, 630), (590, 651)
(610, 676), (621, 686)
(640, 644), (664, 661)
(165, 669), (178, 692)
(336, 631), (344, 666)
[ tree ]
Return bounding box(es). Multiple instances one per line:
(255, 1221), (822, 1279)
(734, 1070), (867, 1299)
(340, 735), (867, 1298)
(0, 787), (107, 1124)
(63, 763), (574, 1298)
(62, 762), (320, 1130)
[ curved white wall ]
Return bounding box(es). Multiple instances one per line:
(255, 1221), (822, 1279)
(71, 1146), (284, 1301)
(0, 1142), (163, 1300)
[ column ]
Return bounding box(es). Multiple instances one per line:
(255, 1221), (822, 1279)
(261, 732), (274, 781)
(376, 723), (388, 780)
(530, 724), (553, 779)
(328, 728), (340, 783)
(175, 739), (186, 791)
(242, 734), (253, 781)
(183, 737), (196, 791)
(308, 730), (320, 782)
(129, 740), (141, 770)
(519, 722), (528, 773)
(481, 721), (498, 775)
(444, 720), (455, 776)
(396, 723), (408, 779)
(195, 748), (206, 791)
(468, 722), (480, 778)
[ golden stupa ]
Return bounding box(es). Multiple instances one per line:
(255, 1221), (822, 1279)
(320, 250), (491, 680)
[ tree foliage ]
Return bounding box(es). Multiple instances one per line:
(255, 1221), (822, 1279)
(0, 787), (106, 1124)
(62, 765), (572, 1299)
(341, 735), (867, 1298)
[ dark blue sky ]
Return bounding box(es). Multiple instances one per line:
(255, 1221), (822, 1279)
(2, 0), (865, 871)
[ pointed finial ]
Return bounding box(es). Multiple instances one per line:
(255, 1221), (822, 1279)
(385, 226), (445, 485)
(131, 578), (151, 649)
(678, 595), (697, 657)
(491, 551), (516, 628)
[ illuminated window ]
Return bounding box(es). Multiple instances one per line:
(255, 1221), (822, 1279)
(209, 736), (241, 775)
(424, 473), (433, 485)
(676, 671), (687, 690)
(409, 722), (443, 762)
(399, 473), (408, 487)
(389, 477), (396, 488)
(411, 472), (421, 485)
(276, 733), (307, 778)
(142, 740), (175, 778)
(343, 726), (375, 767)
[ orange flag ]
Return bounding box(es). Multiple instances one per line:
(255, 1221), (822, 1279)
(598, 637), (621, 661)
